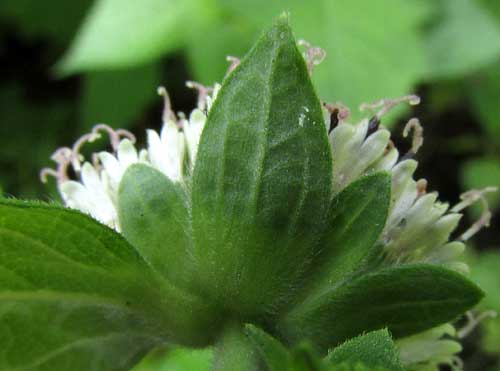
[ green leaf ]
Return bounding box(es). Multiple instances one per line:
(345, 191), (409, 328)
(467, 63), (500, 138)
(325, 329), (404, 371)
(424, 0), (500, 79)
(246, 324), (290, 371)
(81, 63), (161, 130)
(133, 346), (213, 371)
(0, 199), (217, 371)
(57, 0), (202, 74)
(279, 264), (483, 353)
(469, 251), (500, 354)
(118, 164), (194, 289)
(191, 16), (332, 316)
(213, 324), (259, 371)
(246, 325), (327, 371)
(308, 172), (391, 291)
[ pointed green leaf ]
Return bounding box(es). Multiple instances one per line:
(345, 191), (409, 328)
(308, 172), (391, 292)
(325, 329), (404, 371)
(279, 264), (483, 353)
(246, 324), (290, 371)
(118, 164), (193, 289)
(0, 199), (217, 371)
(191, 16), (332, 317)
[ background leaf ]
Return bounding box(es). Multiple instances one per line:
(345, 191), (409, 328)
(469, 251), (500, 354)
(81, 63), (162, 130)
(466, 63), (500, 138)
(424, 0), (500, 79)
(461, 157), (500, 215)
(58, 0), (204, 73)
(132, 346), (213, 371)
(191, 0), (431, 123)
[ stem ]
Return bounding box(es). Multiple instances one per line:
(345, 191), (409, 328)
(212, 322), (259, 371)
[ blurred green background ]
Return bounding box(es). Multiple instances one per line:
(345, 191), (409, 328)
(0, 0), (499, 369)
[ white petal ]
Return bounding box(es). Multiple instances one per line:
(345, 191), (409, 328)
(371, 146), (399, 171)
(117, 138), (138, 168)
(60, 180), (95, 214)
(98, 152), (123, 189)
(185, 108), (206, 163)
(344, 129), (390, 181)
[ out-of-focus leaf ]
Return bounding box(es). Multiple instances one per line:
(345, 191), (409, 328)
(81, 63), (161, 130)
(425, 0), (500, 79)
(191, 0), (431, 123)
(469, 251), (500, 354)
(478, 0), (500, 23)
(0, 83), (75, 199)
(461, 157), (500, 214)
(58, 0), (204, 74)
(0, 0), (92, 45)
(132, 347), (213, 371)
(467, 63), (500, 138)
(185, 15), (255, 85)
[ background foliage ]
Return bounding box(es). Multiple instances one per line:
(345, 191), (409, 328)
(0, 0), (499, 369)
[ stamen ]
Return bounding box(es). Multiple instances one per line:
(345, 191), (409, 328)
(71, 132), (101, 172)
(366, 116), (381, 138)
(157, 86), (177, 122)
(186, 81), (213, 111)
(298, 39), (326, 75)
(40, 147), (72, 184)
(360, 94), (421, 120)
(450, 187), (498, 241)
(383, 139), (395, 155)
(416, 179), (428, 197)
(323, 102), (350, 133)
(226, 56), (241, 76)
(401, 118), (424, 159)
(457, 310), (497, 339)
(92, 124), (135, 151)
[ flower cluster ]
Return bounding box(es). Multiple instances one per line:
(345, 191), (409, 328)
(41, 83), (220, 231)
(40, 42), (495, 370)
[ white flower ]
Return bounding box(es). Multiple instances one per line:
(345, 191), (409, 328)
(396, 324), (462, 371)
(326, 95), (496, 272)
(40, 83), (218, 231)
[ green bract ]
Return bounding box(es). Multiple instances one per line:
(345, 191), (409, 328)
(0, 16), (484, 371)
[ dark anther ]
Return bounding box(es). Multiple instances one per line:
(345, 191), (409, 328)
(329, 108), (340, 134)
(365, 116), (381, 139)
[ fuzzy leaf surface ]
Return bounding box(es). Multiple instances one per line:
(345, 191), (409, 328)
(0, 199), (216, 371)
(325, 329), (404, 371)
(118, 164), (193, 289)
(191, 16), (332, 316)
(307, 172), (391, 292)
(280, 264), (483, 352)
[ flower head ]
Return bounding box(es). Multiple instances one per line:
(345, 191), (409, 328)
(40, 83), (220, 230)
